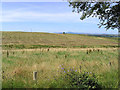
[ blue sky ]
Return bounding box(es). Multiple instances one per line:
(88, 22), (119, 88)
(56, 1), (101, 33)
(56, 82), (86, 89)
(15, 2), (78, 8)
(1, 2), (118, 34)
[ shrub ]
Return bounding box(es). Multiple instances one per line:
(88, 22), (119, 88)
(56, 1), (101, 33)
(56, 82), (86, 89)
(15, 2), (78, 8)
(63, 32), (65, 34)
(65, 71), (102, 88)
(53, 65), (102, 89)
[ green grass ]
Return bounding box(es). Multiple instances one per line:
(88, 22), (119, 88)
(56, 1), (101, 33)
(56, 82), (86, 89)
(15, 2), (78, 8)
(2, 44), (63, 50)
(2, 44), (119, 50)
(2, 31), (118, 88)
(2, 49), (118, 88)
(98, 69), (118, 88)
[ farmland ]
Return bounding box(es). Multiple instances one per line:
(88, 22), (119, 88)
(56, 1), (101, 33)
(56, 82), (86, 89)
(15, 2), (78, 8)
(2, 32), (118, 49)
(2, 32), (118, 88)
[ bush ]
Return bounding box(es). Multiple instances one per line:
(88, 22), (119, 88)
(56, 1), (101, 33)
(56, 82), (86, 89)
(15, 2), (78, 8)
(63, 32), (65, 34)
(65, 71), (102, 88)
(53, 65), (102, 88)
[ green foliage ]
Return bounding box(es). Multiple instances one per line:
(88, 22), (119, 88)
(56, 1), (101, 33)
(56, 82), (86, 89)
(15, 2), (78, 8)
(67, 72), (102, 88)
(69, 2), (120, 30)
(52, 65), (102, 88)
(63, 32), (66, 34)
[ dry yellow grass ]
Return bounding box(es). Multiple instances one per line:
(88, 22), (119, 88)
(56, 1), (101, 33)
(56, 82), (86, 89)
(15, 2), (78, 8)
(2, 32), (118, 46)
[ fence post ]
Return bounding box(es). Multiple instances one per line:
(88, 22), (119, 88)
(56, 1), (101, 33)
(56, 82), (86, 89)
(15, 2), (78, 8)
(33, 71), (37, 80)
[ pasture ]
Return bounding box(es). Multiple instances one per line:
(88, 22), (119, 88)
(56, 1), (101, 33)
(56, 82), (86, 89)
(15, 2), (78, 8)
(2, 32), (118, 50)
(2, 32), (118, 88)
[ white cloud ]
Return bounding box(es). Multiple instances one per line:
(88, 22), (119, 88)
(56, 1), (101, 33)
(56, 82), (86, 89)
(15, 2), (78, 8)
(1, 8), (98, 24)
(2, 0), (68, 2)
(1, 0), (118, 2)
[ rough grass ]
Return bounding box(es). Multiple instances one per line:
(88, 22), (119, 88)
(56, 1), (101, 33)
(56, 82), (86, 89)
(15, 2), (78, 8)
(2, 49), (118, 88)
(2, 31), (118, 88)
(2, 32), (118, 47)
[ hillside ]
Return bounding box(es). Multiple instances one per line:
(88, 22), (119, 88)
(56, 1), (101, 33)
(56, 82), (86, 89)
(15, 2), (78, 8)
(2, 32), (118, 49)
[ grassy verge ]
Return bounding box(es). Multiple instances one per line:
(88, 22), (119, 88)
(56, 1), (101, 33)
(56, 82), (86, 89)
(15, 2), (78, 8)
(2, 44), (119, 50)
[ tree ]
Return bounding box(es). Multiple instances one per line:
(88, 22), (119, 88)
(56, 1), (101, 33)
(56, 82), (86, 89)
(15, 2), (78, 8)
(63, 32), (66, 34)
(69, 1), (120, 30)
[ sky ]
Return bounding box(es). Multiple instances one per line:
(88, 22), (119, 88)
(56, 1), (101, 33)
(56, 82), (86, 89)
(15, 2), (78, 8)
(1, 2), (118, 34)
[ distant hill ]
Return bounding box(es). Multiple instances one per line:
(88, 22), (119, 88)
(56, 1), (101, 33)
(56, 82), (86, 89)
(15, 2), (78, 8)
(54, 32), (118, 37)
(87, 34), (119, 38)
(2, 31), (118, 49)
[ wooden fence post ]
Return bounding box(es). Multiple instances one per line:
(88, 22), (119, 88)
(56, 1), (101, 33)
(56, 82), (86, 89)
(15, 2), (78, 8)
(33, 71), (37, 80)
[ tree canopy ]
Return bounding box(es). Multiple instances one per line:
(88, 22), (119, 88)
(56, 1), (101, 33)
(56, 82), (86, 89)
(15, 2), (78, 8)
(69, 1), (120, 30)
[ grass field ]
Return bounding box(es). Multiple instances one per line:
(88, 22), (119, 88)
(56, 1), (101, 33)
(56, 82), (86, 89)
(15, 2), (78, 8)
(2, 32), (118, 49)
(2, 32), (118, 88)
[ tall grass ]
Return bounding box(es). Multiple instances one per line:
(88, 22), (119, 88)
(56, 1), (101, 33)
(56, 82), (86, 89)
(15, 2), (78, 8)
(2, 49), (118, 88)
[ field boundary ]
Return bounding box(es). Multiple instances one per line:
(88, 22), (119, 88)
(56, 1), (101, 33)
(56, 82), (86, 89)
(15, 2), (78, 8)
(2, 47), (118, 52)
(2, 44), (119, 50)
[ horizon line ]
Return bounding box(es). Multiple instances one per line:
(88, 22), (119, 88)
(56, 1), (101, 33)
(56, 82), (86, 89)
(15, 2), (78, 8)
(1, 31), (118, 35)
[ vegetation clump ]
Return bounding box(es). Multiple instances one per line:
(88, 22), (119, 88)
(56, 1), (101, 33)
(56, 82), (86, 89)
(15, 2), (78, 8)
(50, 64), (103, 88)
